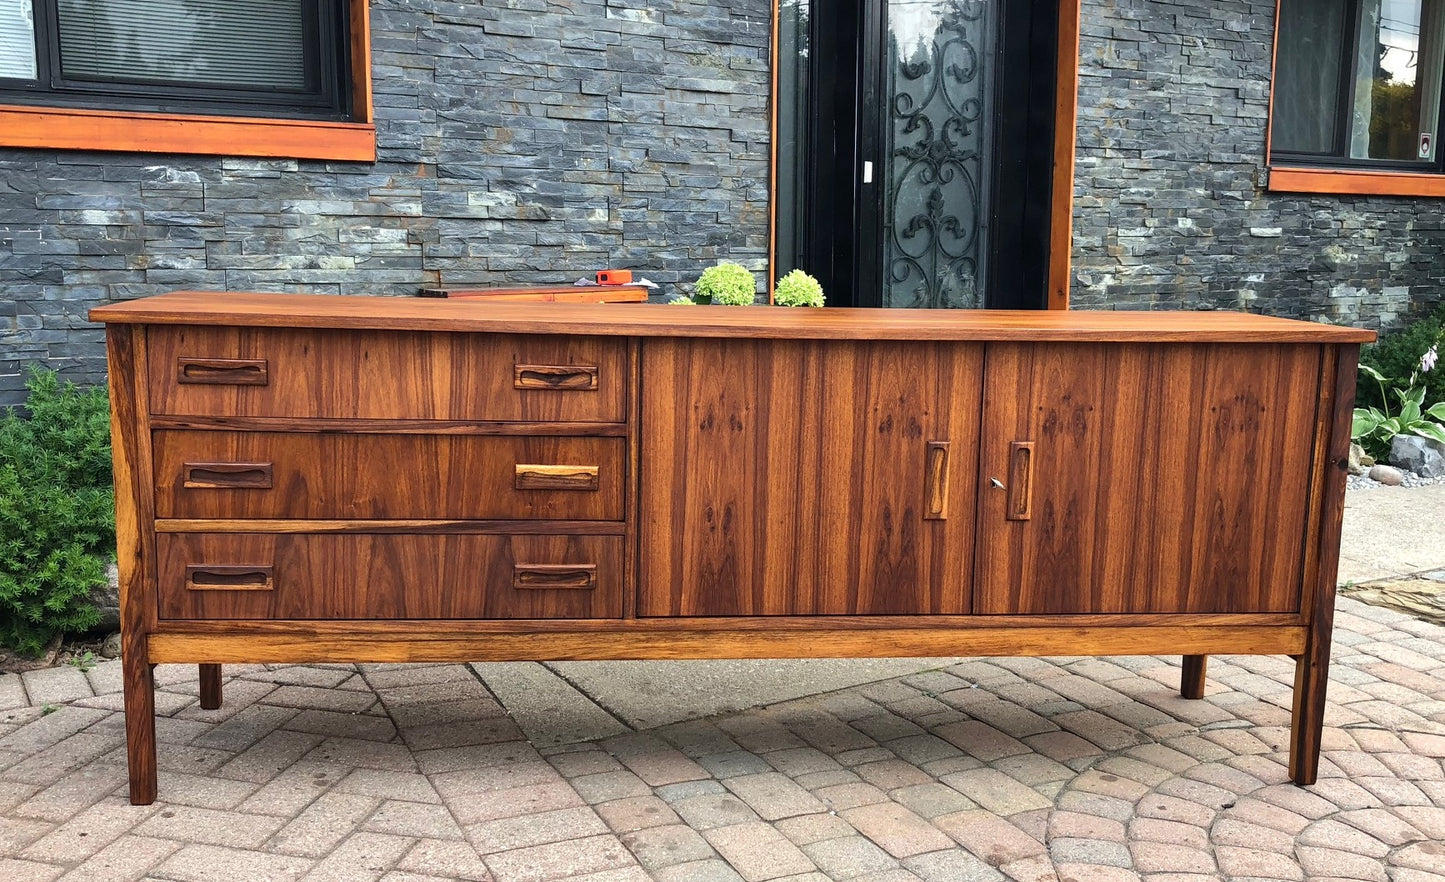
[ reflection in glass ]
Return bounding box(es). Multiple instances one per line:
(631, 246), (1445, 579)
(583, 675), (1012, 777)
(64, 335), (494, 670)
(1274, 0), (1349, 155)
(775, 0), (810, 282)
(883, 0), (992, 308)
(0, 0), (37, 80)
(1351, 0), (1445, 161)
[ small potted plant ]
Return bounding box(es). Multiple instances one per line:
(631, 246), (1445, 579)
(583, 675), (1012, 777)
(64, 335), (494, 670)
(773, 269), (825, 307)
(685, 262), (758, 305)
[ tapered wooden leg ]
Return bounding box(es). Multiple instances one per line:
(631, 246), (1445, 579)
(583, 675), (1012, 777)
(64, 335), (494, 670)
(1180, 655), (1207, 699)
(123, 654), (157, 805)
(1290, 630), (1333, 785)
(199, 664), (223, 710)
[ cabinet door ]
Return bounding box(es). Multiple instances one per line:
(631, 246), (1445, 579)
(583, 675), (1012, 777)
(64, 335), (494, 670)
(640, 339), (982, 616)
(976, 343), (1322, 615)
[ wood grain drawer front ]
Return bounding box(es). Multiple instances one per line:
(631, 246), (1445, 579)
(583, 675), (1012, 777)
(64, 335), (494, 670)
(148, 326), (627, 422)
(157, 533), (623, 619)
(153, 432), (624, 520)
(976, 343), (1321, 615)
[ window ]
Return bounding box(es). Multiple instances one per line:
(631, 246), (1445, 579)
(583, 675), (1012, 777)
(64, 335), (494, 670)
(1271, 0), (1445, 195)
(0, 0), (373, 160)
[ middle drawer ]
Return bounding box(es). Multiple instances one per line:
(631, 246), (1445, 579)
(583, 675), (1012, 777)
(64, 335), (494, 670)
(154, 431), (626, 521)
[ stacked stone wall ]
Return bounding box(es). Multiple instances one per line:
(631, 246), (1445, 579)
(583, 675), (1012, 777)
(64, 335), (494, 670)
(0, 0), (771, 405)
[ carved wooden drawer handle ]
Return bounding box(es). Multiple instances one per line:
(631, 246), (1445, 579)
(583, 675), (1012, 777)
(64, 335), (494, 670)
(183, 462), (274, 489)
(1007, 441), (1035, 521)
(176, 357), (269, 386)
(513, 563), (598, 591)
(186, 565), (274, 592)
(924, 441), (950, 520)
(514, 364), (599, 391)
(514, 464), (600, 491)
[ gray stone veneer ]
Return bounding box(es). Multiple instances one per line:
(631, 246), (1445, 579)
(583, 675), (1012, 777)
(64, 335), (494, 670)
(2, 0), (1443, 405)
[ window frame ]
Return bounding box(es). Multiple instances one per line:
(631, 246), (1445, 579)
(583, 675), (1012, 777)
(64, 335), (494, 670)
(0, 0), (373, 161)
(1268, 0), (1445, 196)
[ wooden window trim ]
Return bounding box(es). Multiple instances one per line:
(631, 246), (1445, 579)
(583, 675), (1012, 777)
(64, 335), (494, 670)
(1267, 166), (1445, 198)
(0, 0), (374, 161)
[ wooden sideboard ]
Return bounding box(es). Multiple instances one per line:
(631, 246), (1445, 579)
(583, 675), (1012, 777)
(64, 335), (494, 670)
(92, 291), (1374, 804)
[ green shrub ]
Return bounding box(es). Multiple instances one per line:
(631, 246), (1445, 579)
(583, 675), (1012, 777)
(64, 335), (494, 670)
(694, 262), (758, 305)
(773, 269), (825, 307)
(0, 367), (112, 656)
(1358, 301), (1445, 413)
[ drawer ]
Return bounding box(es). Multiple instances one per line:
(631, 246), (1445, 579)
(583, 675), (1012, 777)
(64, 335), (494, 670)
(153, 432), (625, 521)
(157, 533), (623, 619)
(147, 326), (627, 422)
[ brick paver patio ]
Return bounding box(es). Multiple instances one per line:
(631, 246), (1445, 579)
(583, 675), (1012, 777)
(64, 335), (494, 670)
(2, 592), (1444, 881)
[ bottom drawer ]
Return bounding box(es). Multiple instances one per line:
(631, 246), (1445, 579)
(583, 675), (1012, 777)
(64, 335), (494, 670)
(157, 533), (622, 620)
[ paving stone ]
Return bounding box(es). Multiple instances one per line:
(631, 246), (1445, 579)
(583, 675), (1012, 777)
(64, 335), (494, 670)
(811, 781), (889, 810)
(902, 848), (1005, 882)
(0, 858), (62, 882)
(652, 859), (746, 882)
(447, 782), (586, 826)
(840, 802), (953, 858)
(763, 748), (845, 778)
(483, 833), (635, 882)
(1395, 805), (1445, 840)
(565, 770), (651, 805)
(670, 793), (762, 831)
(19, 797), (155, 863)
(1296, 845), (1389, 881)
(891, 783), (977, 819)
(703, 822), (815, 882)
(619, 823), (715, 869)
(723, 773), (827, 821)
(1128, 841), (1217, 874)
(1129, 817), (1210, 851)
(773, 812), (856, 847)
(933, 811), (1045, 866)
(547, 750), (623, 778)
(364, 800), (463, 839)
(468, 806), (608, 854)
(19, 667), (93, 706)
(415, 742), (539, 776)
(235, 761), (349, 818)
(699, 752), (776, 779)
(1334, 807), (1428, 845)
(135, 804), (288, 849)
(937, 769), (1051, 815)
(0, 676), (28, 712)
(285, 710), (399, 743)
(395, 839), (491, 881)
(1047, 838), (1132, 868)
(617, 749), (711, 786)
(59, 833), (180, 882)
(1049, 864), (1140, 882)
(1394, 841), (1445, 874)
(1211, 817), (1296, 852)
(215, 731), (327, 784)
(336, 769), (441, 804)
(242, 665), (356, 689)
(1214, 846), (1306, 880)
(154, 843), (314, 882)
(267, 792), (381, 858)
(1047, 810), (1126, 842)
(432, 762), (566, 802)
(0, 815), (53, 856)
(12, 761), (126, 823)
(300, 831), (412, 882)
(801, 834), (899, 878)
(595, 795), (682, 833)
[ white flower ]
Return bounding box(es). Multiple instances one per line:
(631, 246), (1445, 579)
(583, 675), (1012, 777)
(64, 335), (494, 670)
(1423, 345), (1439, 374)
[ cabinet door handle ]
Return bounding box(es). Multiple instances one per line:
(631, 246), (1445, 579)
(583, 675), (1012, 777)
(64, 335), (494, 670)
(514, 464), (600, 491)
(514, 364), (599, 391)
(183, 462), (274, 489)
(513, 563), (598, 590)
(924, 441), (950, 520)
(186, 565), (274, 591)
(1007, 441), (1035, 521)
(177, 357), (269, 386)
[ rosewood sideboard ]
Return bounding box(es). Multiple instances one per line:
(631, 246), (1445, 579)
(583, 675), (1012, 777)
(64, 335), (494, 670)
(91, 291), (1374, 804)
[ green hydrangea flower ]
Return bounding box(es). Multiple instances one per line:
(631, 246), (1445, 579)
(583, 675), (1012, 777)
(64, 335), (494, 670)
(695, 262), (757, 305)
(773, 269), (825, 307)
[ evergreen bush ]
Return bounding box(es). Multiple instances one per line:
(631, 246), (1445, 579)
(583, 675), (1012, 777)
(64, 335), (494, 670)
(0, 367), (112, 655)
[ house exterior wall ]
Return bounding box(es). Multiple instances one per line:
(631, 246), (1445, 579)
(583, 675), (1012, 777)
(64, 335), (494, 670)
(0, 0), (772, 405)
(1, 0), (1441, 406)
(1073, 0), (1445, 323)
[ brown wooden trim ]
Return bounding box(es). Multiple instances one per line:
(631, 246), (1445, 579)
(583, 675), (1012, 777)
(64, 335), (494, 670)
(1268, 166), (1445, 198)
(0, 105), (376, 161)
(0, 1), (374, 160)
(154, 519), (629, 535)
(91, 292), (1380, 343)
(1047, 0), (1082, 309)
(149, 416), (628, 436)
(624, 338), (642, 620)
(350, 0), (374, 124)
(148, 623), (1305, 664)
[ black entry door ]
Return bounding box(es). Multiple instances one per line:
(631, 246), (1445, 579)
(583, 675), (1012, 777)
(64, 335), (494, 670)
(778, 0), (1058, 309)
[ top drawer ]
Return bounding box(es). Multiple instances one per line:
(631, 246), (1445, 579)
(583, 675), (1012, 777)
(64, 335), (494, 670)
(147, 326), (628, 422)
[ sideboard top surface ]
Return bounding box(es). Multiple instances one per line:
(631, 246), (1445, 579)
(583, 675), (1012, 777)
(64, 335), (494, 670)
(90, 290), (1378, 343)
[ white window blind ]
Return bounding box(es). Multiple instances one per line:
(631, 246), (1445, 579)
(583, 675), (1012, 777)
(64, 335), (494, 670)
(0, 0), (38, 81)
(56, 0), (306, 90)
